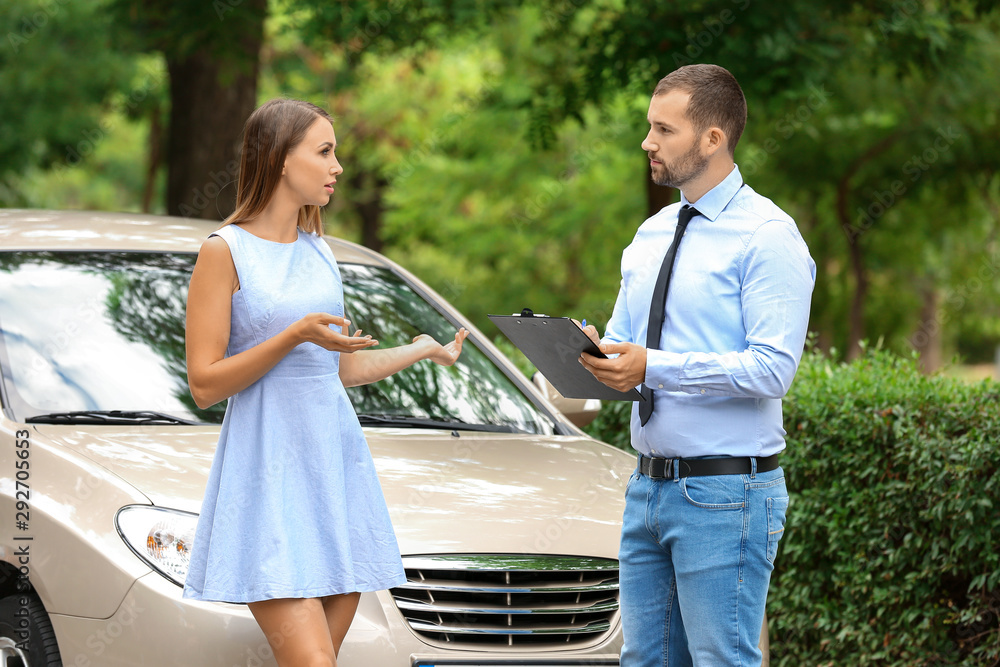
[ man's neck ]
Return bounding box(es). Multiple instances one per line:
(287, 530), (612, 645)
(682, 159), (736, 204)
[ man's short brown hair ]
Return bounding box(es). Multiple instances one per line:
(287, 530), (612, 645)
(654, 64), (747, 155)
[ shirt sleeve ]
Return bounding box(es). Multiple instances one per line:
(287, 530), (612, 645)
(644, 219), (816, 398)
(602, 280), (632, 346)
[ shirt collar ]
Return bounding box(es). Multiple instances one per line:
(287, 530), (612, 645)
(680, 164), (743, 222)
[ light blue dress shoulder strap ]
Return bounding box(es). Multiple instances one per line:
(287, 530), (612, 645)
(302, 230), (342, 280)
(207, 223), (245, 287)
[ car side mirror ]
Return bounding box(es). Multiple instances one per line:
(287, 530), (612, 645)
(532, 372), (602, 428)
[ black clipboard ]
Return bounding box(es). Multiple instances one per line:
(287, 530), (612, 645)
(489, 312), (644, 401)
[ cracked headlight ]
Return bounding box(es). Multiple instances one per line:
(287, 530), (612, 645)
(116, 505), (198, 587)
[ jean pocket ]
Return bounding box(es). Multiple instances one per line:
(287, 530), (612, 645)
(766, 496), (790, 563)
(680, 475), (745, 510)
(625, 470), (638, 496)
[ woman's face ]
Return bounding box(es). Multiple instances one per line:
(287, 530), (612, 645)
(282, 116), (343, 207)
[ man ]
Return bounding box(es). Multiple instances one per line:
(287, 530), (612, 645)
(579, 64), (815, 666)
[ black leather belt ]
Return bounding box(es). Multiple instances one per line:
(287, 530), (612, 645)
(638, 454), (780, 479)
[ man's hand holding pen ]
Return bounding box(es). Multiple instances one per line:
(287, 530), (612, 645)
(572, 318), (601, 348)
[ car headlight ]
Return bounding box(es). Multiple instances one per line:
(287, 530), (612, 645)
(115, 505), (198, 587)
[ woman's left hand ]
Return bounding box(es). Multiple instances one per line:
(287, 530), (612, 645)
(414, 328), (469, 366)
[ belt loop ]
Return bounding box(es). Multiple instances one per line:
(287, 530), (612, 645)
(750, 456), (758, 479)
(672, 458), (681, 483)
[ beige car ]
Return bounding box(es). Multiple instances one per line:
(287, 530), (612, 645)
(0, 209), (633, 667)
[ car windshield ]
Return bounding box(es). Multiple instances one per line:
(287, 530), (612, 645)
(0, 251), (554, 434)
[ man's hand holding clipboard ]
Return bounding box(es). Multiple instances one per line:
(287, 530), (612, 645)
(489, 311), (644, 402)
(576, 326), (649, 395)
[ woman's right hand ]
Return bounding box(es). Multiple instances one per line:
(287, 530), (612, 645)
(292, 313), (380, 353)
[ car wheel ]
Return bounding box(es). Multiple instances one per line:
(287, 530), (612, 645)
(0, 592), (62, 667)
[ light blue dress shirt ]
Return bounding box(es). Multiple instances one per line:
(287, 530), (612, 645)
(603, 165), (816, 458)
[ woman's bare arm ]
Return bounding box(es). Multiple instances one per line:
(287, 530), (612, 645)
(184, 236), (377, 408)
(338, 330), (468, 388)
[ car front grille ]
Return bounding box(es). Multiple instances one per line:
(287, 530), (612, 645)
(389, 554), (620, 648)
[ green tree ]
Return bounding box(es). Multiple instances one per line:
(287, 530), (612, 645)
(282, 0), (1000, 363)
(741, 7), (1000, 363)
(0, 0), (135, 203)
(264, 9), (648, 334)
(110, 0), (267, 219)
(4, 0), (999, 369)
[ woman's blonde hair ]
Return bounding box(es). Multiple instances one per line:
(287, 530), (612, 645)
(222, 98), (334, 235)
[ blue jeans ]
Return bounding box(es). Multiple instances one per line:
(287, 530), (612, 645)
(619, 463), (788, 667)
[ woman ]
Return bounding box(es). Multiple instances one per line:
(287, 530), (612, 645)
(183, 98), (468, 666)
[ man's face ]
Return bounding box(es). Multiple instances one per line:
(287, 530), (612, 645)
(641, 91), (709, 189)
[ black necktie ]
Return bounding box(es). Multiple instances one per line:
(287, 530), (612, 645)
(639, 205), (699, 426)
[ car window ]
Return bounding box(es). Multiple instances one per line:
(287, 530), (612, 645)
(0, 251), (554, 434)
(339, 263), (553, 434)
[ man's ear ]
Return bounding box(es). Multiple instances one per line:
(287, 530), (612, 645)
(703, 127), (728, 156)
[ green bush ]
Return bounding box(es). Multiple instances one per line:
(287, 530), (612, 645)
(584, 347), (1000, 665)
(583, 395), (632, 451)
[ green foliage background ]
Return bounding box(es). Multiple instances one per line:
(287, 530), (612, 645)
(3, 1), (1000, 364)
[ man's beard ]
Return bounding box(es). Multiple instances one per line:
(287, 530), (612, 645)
(650, 140), (709, 189)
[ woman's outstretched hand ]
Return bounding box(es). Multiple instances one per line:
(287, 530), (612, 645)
(414, 328), (469, 366)
(293, 313), (380, 353)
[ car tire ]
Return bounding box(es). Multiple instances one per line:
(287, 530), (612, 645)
(0, 591), (62, 667)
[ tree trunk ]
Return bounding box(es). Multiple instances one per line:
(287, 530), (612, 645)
(347, 169), (388, 252)
(834, 131), (908, 360)
(845, 237), (868, 361)
(142, 104), (162, 214)
(837, 179), (868, 362)
(646, 172), (677, 218)
(164, 3), (265, 219)
(913, 284), (942, 374)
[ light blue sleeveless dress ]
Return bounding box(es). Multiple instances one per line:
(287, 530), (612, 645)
(182, 223), (406, 603)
